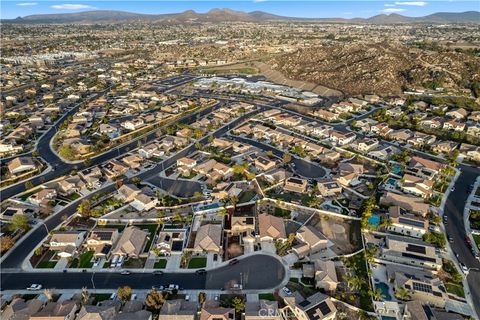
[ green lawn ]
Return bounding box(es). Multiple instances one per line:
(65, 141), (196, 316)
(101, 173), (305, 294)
(154, 259), (167, 269)
(238, 190), (256, 203)
(445, 282), (465, 298)
(19, 188), (42, 201)
(66, 192), (81, 201)
(188, 257), (207, 269)
(36, 260), (58, 268)
(473, 234), (480, 250)
(92, 293), (112, 304)
(258, 293), (276, 301)
(70, 250), (94, 268)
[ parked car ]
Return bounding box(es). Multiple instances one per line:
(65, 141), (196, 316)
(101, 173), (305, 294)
(152, 285), (164, 291)
(26, 284), (42, 291)
(448, 236), (454, 243)
(196, 269), (207, 274)
(116, 256), (124, 267)
(282, 287), (292, 295)
(121, 270), (131, 275)
(93, 258), (101, 267)
(130, 294), (137, 300)
(110, 293), (117, 300)
(153, 270), (164, 275)
(460, 263), (468, 273)
(168, 284), (179, 290)
(228, 259), (239, 265)
(111, 255), (119, 267)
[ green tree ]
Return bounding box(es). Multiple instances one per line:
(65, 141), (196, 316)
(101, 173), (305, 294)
(10, 214), (29, 231)
(231, 297), (246, 314)
(144, 288), (165, 313)
(370, 288), (385, 301)
(395, 287), (411, 300)
(58, 145), (75, 160)
(117, 286), (132, 303)
(0, 236), (15, 254)
(77, 199), (92, 217)
(283, 153), (292, 164)
(198, 292), (206, 305)
(24, 181), (34, 190)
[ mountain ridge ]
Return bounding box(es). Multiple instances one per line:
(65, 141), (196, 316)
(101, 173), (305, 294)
(4, 9), (480, 24)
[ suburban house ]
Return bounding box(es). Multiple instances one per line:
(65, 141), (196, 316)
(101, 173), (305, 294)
(258, 213), (287, 242)
(283, 292), (337, 320)
(155, 229), (187, 256)
(117, 184), (141, 202)
(403, 301), (463, 320)
(254, 156), (277, 172)
(55, 175), (85, 196)
(102, 160), (129, 179)
(293, 226), (329, 258)
(388, 206), (429, 238)
(49, 231), (86, 258)
(193, 224), (223, 254)
(380, 192), (430, 217)
(30, 300), (79, 320)
(400, 174), (434, 198)
(445, 108), (468, 119)
(177, 157), (197, 169)
(130, 193), (158, 212)
(317, 180), (343, 197)
(408, 156), (445, 180)
(381, 235), (442, 270)
(27, 188), (57, 207)
(111, 226), (148, 258)
(7, 156), (36, 175)
(85, 228), (119, 257)
(230, 209), (256, 235)
(302, 259), (338, 291)
(387, 265), (447, 308)
(245, 300), (281, 320)
(263, 168), (292, 184)
(200, 301), (235, 320)
(284, 177), (308, 194)
(1, 298), (44, 320)
(159, 299), (197, 320)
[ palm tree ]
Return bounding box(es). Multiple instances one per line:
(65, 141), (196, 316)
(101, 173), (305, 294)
(44, 288), (54, 302)
(395, 287), (411, 301)
(229, 195), (239, 210)
(345, 274), (364, 291)
(218, 207), (229, 218)
(379, 218), (393, 229)
(370, 288), (385, 301)
(81, 287), (90, 305)
(364, 246), (378, 263)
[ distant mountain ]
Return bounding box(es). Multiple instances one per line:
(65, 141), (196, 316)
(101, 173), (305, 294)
(4, 9), (479, 24)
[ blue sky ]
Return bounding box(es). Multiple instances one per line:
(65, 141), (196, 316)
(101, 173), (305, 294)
(1, 1), (479, 19)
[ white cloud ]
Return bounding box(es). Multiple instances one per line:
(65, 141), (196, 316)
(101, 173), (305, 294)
(382, 8), (406, 13)
(253, 0), (267, 2)
(16, 2), (38, 6)
(50, 4), (95, 10)
(384, 4), (396, 7)
(394, 1), (428, 6)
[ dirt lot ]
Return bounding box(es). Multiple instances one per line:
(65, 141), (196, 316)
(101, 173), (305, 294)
(307, 213), (362, 255)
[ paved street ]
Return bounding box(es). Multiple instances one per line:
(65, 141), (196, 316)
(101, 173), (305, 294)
(444, 164), (480, 317)
(0, 255), (285, 291)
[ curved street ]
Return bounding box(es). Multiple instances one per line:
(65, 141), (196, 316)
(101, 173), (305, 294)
(0, 255), (285, 291)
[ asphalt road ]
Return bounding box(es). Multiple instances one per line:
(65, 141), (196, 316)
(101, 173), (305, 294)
(0, 255), (285, 291)
(444, 164), (480, 317)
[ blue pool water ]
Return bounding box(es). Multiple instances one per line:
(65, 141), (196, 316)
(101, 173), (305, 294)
(392, 164), (402, 175)
(368, 215), (381, 228)
(385, 178), (397, 186)
(376, 282), (392, 301)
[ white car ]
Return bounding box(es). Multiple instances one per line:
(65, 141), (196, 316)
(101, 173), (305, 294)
(116, 256), (124, 267)
(282, 287), (292, 295)
(26, 284), (42, 291)
(130, 294), (137, 300)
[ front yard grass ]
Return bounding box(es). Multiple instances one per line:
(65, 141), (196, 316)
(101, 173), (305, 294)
(154, 259), (167, 269)
(123, 258), (146, 269)
(258, 293), (276, 301)
(473, 234), (480, 250)
(36, 260), (58, 268)
(445, 282), (465, 298)
(238, 190), (256, 203)
(70, 250), (94, 268)
(188, 257), (207, 269)
(19, 188), (42, 201)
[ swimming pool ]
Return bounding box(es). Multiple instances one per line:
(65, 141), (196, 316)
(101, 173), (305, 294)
(376, 281), (392, 301)
(368, 215), (381, 229)
(391, 164), (402, 175)
(385, 178), (397, 186)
